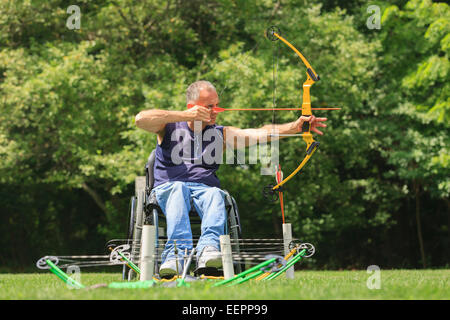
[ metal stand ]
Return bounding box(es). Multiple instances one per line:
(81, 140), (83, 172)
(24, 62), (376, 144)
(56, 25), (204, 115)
(282, 223), (295, 279)
(220, 235), (235, 279)
(139, 225), (156, 281)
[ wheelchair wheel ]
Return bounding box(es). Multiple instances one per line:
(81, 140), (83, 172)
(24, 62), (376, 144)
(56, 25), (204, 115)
(225, 194), (242, 274)
(122, 196), (137, 280)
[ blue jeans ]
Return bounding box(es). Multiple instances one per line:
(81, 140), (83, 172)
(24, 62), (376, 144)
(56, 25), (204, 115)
(151, 181), (227, 264)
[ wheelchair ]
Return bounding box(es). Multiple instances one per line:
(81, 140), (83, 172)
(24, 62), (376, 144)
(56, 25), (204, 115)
(123, 149), (242, 280)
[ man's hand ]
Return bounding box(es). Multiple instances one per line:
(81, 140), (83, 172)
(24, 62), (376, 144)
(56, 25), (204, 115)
(295, 115), (327, 135)
(185, 105), (212, 122)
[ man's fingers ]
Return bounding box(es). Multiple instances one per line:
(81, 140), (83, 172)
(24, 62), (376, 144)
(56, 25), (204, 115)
(312, 128), (324, 135)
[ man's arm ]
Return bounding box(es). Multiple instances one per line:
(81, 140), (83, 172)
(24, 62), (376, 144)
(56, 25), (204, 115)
(135, 107), (212, 143)
(223, 122), (296, 149)
(223, 115), (327, 149)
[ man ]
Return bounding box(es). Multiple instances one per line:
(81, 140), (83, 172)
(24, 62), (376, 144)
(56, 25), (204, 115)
(135, 80), (327, 277)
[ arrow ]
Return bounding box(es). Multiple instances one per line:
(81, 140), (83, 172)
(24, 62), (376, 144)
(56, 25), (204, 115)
(187, 104), (340, 112)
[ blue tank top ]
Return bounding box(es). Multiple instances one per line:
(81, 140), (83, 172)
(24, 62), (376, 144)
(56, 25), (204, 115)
(153, 122), (224, 188)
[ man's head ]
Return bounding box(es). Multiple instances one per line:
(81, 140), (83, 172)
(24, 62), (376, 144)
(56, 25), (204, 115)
(186, 80), (219, 125)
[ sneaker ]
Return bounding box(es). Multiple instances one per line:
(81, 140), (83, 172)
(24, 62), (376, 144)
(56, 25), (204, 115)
(197, 246), (222, 269)
(159, 259), (183, 278)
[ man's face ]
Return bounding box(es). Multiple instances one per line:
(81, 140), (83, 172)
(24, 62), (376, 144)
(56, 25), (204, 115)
(195, 89), (220, 125)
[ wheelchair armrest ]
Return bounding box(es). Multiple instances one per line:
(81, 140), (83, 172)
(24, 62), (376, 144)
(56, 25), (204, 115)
(145, 150), (156, 195)
(144, 192), (164, 221)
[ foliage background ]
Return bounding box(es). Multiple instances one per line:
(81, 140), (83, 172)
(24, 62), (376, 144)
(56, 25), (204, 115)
(0, 0), (448, 271)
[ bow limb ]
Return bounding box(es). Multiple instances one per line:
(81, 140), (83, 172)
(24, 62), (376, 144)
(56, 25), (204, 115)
(271, 32), (320, 82)
(272, 148), (317, 191)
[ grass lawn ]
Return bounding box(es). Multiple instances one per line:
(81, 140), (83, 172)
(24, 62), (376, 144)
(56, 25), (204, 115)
(0, 269), (448, 300)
